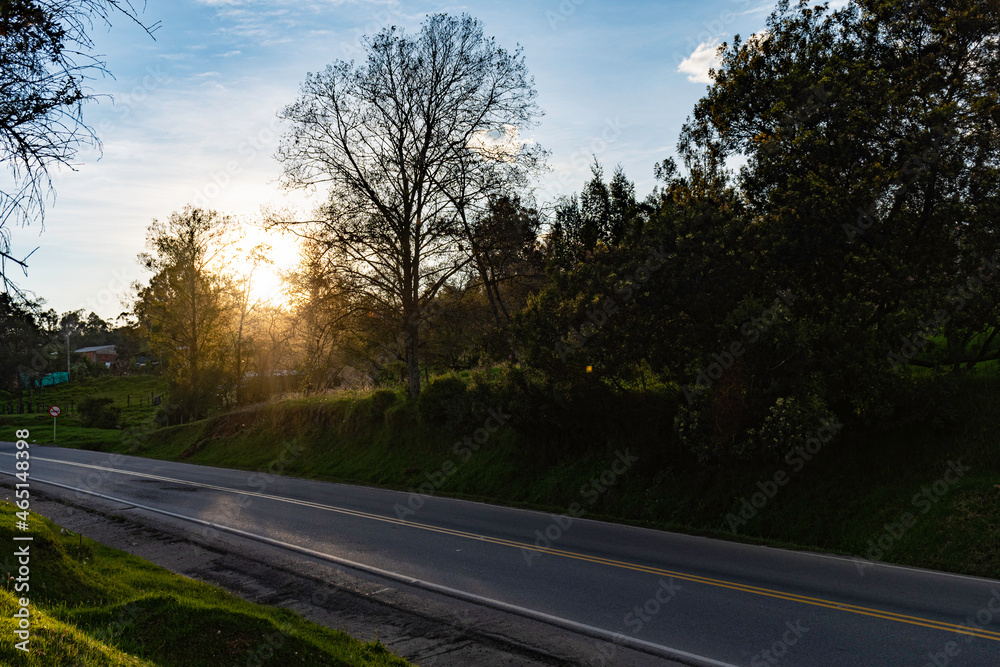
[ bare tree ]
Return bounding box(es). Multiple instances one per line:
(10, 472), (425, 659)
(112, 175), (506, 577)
(276, 13), (543, 395)
(0, 1), (156, 294)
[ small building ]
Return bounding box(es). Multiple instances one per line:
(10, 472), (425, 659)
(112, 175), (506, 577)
(75, 345), (118, 367)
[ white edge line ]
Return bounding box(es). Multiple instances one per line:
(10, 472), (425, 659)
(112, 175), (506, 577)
(0, 472), (739, 667)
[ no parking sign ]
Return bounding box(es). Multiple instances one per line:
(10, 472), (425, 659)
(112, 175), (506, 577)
(49, 405), (61, 442)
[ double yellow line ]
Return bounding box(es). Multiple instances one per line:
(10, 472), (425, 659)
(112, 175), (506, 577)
(26, 455), (1000, 643)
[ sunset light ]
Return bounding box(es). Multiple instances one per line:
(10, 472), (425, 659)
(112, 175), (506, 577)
(217, 222), (300, 309)
(3, 3), (996, 665)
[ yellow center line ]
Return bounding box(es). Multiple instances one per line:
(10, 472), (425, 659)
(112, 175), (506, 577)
(22, 454), (1000, 643)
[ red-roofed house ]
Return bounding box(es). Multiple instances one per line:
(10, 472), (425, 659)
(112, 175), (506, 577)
(75, 345), (118, 367)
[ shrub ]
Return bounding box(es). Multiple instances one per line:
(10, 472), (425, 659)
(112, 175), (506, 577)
(385, 400), (418, 431)
(370, 388), (398, 415)
(676, 388), (838, 464)
(78, 397), (122, 429)
(741, 394), (837, 460)
(864, 373), (962, 431)
(417, 375), (470, 431)
(465, 365), (615, 452)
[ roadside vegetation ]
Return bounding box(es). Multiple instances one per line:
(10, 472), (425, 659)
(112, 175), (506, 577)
(0, 0), (998, 601)
(42, 365), (994, 581)
(0, 501), (411, 667)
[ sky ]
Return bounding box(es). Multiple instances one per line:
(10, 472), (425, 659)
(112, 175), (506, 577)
(7, 0), (809, 320)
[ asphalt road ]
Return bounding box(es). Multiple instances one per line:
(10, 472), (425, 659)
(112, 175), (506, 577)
(2, 443), (999, 666)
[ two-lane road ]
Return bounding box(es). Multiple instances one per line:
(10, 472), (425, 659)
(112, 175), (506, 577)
(2, 443), (999, 666)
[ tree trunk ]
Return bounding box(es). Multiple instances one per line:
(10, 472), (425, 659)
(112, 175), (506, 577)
(406, 313), (421, 397)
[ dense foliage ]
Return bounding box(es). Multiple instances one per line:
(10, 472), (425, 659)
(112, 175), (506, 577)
(119, 1), (1000, 462)
(516, 0), (1000, 462)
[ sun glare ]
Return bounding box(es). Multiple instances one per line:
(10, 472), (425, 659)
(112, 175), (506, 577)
(219, 223), (301, 309)
(248, 265), (287, 307)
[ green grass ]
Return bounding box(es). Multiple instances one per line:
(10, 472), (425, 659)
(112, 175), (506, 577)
(0, 501), (411, 666)
(0, 376), (166, 448)
(1, 375), (167, 415)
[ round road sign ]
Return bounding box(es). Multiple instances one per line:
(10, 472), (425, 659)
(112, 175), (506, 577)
(49, 405), (61, 418)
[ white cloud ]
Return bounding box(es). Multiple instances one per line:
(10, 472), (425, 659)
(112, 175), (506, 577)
(678, 40), (720, 84)
(742, 2), (774, 15)
(468, 125), (523, 162)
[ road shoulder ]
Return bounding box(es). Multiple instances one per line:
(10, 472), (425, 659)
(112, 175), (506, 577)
(9, 480), (677, 667)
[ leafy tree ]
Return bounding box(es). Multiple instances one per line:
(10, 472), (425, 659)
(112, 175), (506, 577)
(0, 293), (44, 391)
(108, 319), (148, 374)
(276, 13), (543, 396)
(132, 207), (230, 422)
(214, 236), (275, 406)
(59, 310), (113, 349)
(577, 161), (610, 252)
(285, 238), (362, 393)
(547, 194), (582, 269)
(419, 286), (488, 372)
(680, 0), (1000, 421)
(466, 195), (545, 338)
(517, 159), (746, 387)
(607, 165), (641, 246)
(37, 308), (58, 333)
(549, 162), (648, 265)
(244, 304), (296, 402)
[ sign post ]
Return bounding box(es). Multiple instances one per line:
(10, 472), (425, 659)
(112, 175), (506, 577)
(49, 405), (61, 443)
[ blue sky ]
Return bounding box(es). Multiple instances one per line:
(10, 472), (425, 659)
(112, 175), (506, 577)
(10, 0), (796, 319)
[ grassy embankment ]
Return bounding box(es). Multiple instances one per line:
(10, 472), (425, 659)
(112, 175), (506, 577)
(0, 501), (410, 666)
(10, 372), (1000, 580)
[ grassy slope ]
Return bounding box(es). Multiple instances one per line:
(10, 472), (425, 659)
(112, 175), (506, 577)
(94, 378), (1000, 581)
(10, 373), (998, 580)
(0, 501), (410, 667)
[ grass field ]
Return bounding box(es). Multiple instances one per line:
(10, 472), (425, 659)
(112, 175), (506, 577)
(0, 376), (165, 448)
(0, 500), (411, 667)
